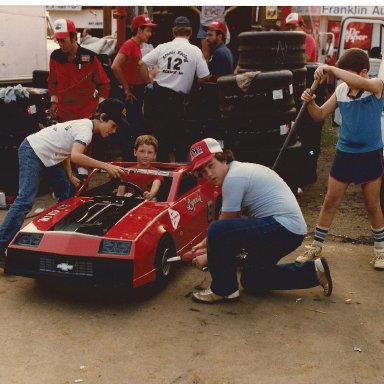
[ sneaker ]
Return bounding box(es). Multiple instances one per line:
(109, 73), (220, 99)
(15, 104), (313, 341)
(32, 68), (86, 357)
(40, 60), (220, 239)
(295, 243), (323, 264)
(315, 257), (333, 297)
(192, 288), (240, 304)
(370, 248), (384, 270)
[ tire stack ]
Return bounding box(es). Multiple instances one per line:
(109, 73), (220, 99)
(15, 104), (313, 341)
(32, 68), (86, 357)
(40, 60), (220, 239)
(0, 90), (41, 195)
(294, 63), (327, 185)
(185, 81), (225, 144)
(217, 31), (324, 190)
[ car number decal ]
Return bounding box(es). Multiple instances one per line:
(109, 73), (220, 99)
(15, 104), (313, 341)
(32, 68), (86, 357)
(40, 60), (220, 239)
(168, 208), (180, 230)
(38, 204), (70, 222)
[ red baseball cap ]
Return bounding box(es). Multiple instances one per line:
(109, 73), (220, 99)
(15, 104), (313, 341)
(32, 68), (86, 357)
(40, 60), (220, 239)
(53, 19), (76, 39)
(131, 14), (157, 29)
(189, 138), (223, 171)
(285, 13), (305, 25)
(208, 20), (227, 35)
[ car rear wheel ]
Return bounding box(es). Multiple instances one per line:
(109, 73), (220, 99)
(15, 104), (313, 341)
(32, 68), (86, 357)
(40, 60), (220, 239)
(154, 235), (176, 289)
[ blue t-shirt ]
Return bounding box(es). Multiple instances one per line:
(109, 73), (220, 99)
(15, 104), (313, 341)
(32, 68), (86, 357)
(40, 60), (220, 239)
(208, 43), (234, 78)
(336, 82), (384, 153)
(221, 161), (307, 235)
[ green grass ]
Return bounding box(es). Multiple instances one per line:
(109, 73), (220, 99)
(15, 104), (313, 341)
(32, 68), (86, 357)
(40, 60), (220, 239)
(320, 116), (338, 154)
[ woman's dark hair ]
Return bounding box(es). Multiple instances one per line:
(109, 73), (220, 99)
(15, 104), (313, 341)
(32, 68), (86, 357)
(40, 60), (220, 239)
(215, 149), (235, 164)
(336, 48), (370, 73)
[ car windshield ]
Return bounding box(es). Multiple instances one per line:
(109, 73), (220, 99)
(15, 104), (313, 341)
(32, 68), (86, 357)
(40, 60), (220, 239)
(78, 167), (174, 202)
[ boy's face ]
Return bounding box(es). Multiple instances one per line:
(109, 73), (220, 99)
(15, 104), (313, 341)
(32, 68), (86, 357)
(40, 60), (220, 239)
(198, 157), (228, 186)
(137, 27), (152, 43)
(134, 143), (157, 167)
(99, 119), (118, 138)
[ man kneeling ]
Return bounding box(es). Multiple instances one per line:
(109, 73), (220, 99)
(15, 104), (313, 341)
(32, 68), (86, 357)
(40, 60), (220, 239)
(188, 138), (333, 303)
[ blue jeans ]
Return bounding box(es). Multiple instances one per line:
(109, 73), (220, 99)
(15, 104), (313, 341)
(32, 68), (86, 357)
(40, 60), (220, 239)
(118, 85), (146, 161)
(0, 139), (74, 253)
(207, 217), (318, 296)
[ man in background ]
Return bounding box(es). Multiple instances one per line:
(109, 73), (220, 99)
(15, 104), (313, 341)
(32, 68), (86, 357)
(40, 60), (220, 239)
(139, 16), (210, 162)
(206, 20), (234, 80)
(48, 18), (111, 180)
(285, 12), (317, 62)
(112, 14), (157, 161)
(48, 19), (110, 123)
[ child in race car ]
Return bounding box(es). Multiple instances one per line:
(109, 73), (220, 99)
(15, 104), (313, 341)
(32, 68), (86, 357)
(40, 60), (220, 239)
(117, 135), (163, 201)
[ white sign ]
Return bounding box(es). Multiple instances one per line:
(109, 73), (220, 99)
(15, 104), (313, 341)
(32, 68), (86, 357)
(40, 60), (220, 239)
(321, 6), (384, 17)
(168, 209), (180, 230)
(46, 6), (82, 11)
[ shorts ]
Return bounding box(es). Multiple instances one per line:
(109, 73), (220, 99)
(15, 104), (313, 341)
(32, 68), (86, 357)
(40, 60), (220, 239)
(330, 148), (384, 184)
(197, 24), (209, 39)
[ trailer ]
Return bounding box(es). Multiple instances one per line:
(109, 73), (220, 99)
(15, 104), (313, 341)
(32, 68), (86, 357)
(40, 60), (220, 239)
(0, 6), (49, 86)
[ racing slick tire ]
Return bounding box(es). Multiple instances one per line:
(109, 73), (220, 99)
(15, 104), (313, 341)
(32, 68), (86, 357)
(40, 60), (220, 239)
(218, 70), (295, 117)
(289, 66), (307, 108)
(237, 31), (306, 70)
(154, 235), (176, 289)
(223, 107), (298, 147)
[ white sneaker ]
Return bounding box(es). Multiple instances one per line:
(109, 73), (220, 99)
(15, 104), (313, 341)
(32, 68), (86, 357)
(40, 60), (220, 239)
(370, 248), (384, 270)
(295, 243), (323, 264)
(192, 288), (239, 304)
(314, 257), (333, 296)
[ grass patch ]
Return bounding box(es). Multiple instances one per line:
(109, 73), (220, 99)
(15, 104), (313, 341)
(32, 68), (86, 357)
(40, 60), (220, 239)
(321, 116), (338, 154)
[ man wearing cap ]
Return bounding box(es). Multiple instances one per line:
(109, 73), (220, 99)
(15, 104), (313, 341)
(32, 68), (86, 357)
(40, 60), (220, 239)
(112, 14), (157, 161)
(48, 18), (111, 122)
(0, 99), (127, 266)
(285, 12), (317, 62)
(138, 16), (210, 162)
(187, 138), (333, 303)
(206, 20), (234, 80)
(191, 6), (237, 61)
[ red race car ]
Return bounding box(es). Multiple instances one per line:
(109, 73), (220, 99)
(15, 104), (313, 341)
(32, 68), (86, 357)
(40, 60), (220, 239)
(5, 162), (221, 289)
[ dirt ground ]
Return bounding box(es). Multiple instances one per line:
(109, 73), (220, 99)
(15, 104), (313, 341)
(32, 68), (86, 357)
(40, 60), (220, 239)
(1, 123), (384, 384)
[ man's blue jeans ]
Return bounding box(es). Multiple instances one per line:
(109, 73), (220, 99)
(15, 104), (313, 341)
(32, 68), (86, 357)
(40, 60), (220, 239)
(0, 139), (74, 253)
(207, 216), (318, 296)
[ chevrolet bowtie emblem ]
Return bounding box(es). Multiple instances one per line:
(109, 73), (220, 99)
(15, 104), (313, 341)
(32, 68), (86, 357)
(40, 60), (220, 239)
(56, 263), (74, 272)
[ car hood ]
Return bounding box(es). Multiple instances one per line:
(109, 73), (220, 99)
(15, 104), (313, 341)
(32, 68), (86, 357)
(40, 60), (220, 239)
(48, 196), (166, 239)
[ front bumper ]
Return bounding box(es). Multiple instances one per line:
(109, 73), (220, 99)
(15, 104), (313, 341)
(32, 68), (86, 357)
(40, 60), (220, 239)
(5, 248), (134, 287)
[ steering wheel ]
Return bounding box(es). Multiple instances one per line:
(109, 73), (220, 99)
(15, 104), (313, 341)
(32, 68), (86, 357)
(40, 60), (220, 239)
(120, 181), (145, 198)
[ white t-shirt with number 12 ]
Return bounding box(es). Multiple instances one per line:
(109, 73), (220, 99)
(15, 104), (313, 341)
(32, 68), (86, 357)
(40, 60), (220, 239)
(142, 37), (209, 94)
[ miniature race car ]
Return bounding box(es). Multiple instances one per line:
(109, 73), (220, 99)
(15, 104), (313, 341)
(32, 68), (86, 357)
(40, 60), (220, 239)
(5, 162), (221, 289)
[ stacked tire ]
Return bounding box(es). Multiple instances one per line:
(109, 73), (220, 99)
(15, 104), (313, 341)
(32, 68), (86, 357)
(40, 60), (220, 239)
(218, 31), (306, 190)
(0, 92), (41, 195)
(294, 63), (327, 185)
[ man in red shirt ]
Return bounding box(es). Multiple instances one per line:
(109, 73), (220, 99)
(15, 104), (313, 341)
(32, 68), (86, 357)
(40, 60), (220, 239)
(112, 14), (157, 161)
(285, 13), (317, 63)
(48, 18), (110, 123)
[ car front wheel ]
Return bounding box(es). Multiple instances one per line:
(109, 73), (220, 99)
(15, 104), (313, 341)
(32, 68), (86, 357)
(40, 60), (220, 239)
(154, 235), (176, 289)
